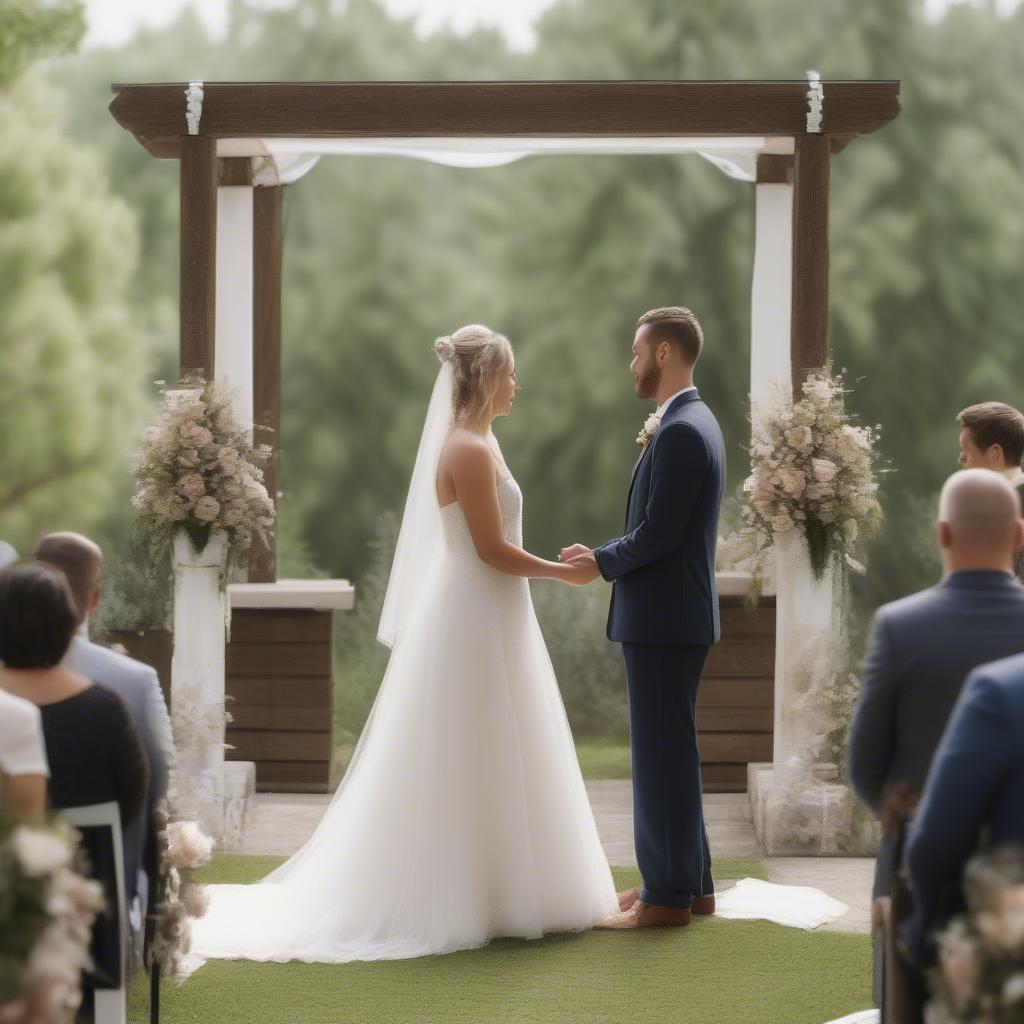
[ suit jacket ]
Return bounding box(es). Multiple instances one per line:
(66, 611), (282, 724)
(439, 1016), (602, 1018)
(594, 389), (726, 645)
(846, 570), (1024, 897)
(1016, 482), (1024, 582)
(899, 653), (1024, 964)
(64, 633), (175, 903)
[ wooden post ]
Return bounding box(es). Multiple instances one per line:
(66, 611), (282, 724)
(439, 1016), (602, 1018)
(250, 185), (284, 583)
(789, 134), (830, 395)
(179, 135), (218, 378)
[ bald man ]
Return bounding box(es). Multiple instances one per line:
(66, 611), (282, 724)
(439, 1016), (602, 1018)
(846, 470), (1024, 1003)
(33, 532), (174, 932)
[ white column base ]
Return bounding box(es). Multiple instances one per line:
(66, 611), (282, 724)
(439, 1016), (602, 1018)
(219, 760), (257, 851)
(748, 762), (881, 856)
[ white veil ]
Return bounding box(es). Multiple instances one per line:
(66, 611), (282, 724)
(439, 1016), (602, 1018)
(376, 359), (454, 648)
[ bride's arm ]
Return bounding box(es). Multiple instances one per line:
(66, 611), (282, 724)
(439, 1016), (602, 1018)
(449, 439), (588, 584)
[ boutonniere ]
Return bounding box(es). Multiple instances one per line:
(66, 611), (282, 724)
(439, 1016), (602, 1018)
(636, 413), (661, 451)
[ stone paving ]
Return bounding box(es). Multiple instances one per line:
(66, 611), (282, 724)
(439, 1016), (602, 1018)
(237, 782), (875, 935)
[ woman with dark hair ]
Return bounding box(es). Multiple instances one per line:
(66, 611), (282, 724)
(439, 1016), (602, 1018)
(0, 559), (150, 1018)
(0, 559), (148, 825)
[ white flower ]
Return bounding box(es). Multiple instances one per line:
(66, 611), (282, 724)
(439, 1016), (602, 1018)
(811, 458), (838, 483)
(12, 827), (72, 877)
(164, 820), (214, 870)
(940, 940), (980, 1010)
(179, 423), (213, 450)
(1003, 974), (1024, 1005)
(636, 414), (661, 450)
(193, 496), (221, 523)
(177, 472), (206, 500)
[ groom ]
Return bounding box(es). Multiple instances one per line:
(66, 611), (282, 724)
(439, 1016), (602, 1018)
(560, 306), (726, 929)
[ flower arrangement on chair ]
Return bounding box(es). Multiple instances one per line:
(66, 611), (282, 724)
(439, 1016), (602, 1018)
(0, 816), (104, 1024)
(927, 846), (1024, 1024)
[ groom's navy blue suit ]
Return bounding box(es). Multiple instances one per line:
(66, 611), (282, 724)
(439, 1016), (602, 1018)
(594, 388), (726, 910)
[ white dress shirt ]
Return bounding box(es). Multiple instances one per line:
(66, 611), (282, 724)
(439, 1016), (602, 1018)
(654, 385), (697, 420)
(0, 689), (49, 777)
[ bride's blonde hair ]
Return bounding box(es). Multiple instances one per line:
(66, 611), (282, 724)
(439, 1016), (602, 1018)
(433, 324), (514, 430)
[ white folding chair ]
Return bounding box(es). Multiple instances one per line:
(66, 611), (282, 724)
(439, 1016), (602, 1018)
(60, 801), (127, 1024)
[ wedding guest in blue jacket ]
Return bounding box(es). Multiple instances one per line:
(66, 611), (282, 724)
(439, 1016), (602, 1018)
(899, 652), (1024, 964)
(846, 469), (1024, 1002)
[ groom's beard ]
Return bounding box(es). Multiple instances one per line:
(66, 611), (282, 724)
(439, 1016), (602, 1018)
(635, 362), (662, 400)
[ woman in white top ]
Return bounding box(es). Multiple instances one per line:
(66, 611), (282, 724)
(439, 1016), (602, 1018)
(0, 687), (48, 817)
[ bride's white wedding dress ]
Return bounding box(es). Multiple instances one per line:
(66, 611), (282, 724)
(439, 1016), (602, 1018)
(190, 466), (619, 965)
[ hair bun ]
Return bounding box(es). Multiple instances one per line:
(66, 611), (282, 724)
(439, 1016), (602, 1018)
(434, 336), (455, 363)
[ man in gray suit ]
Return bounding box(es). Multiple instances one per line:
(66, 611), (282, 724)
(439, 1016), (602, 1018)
(956, 401), (1024, 580)
(33, 532), (174, 926)
(847, 469), (1024, 1003)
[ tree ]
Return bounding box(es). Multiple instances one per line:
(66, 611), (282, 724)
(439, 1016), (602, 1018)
(0, 69), (143, 550)
(0, 0), (83, 85)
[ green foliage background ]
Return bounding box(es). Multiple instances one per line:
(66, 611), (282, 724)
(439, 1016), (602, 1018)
(4, 0), (1024, 739)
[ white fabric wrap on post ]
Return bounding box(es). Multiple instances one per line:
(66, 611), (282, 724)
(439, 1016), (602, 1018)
(170, 528), (229, 838)
(771, 529), (839, 778)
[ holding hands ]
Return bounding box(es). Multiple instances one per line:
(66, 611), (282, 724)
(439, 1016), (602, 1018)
(557, 544), (601, 585)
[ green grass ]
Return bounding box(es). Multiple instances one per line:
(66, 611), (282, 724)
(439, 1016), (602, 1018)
(132, 856), (870, 1024)
(333, 738), (634, 784)
(575, 739), (632, 779)
(194, 855), (771, 888)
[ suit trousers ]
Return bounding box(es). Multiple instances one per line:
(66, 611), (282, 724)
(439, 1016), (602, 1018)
(622, 641), (713, 909)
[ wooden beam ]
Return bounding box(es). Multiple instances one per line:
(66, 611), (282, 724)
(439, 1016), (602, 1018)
(249, 185), (284, 583)
(755, 153), (793, 184)
(790, 134), (831, 394)
(218, 156), (253, 186)
(109, 80), (901, 158)
(179, 135), (217, 378)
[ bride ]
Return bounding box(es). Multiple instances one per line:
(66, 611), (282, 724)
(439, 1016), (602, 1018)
(190, 324), (619, 965)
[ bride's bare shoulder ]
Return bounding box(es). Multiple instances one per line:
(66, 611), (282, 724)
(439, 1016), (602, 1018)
(442, 430), (493, 474)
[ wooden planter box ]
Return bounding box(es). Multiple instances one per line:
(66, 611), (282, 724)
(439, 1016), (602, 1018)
(101, 614), (335, 794)
(697, 595), (776, 793)
(104, 594), (774, 797)
(224, 609), (334, 793)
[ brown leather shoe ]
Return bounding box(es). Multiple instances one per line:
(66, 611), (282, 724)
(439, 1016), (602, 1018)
(596, 900), (692, 929)
(692, 894), (716, 916)
(616, 887), (715, 915)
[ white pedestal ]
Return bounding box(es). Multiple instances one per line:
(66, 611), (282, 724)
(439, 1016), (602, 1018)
(748, 762), (881, 856)
(170, 529), (232, 840)
(220, 760), (257, 851)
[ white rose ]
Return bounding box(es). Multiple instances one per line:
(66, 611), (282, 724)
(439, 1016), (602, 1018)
(644, 414), (661, 435)
(193, 496), (221, 523)
(12, 828), (72, 877)
(811, 458), (838, 483)
(1003, 973), (1024, 1005)
(940, 944), (980, 1009)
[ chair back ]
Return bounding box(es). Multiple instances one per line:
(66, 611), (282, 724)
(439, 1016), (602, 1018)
(60, 801), (128, 1024)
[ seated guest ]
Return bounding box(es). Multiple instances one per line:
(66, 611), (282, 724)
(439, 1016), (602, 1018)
(0, 687), (48, 818)
(0, 560), (150, 1016)
(899, 652), (1024, 964)
(34, 531), (174, 921)
(957, 402), (1024, 578)
(847, 470), (1024, 998)
(0, 559), (148, 844)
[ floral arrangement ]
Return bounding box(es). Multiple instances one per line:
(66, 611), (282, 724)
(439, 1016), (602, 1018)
(132, 376), (275, 561)
(927, 845), (1024, 1023)
(744, 370), (884, 579)
(0, 816), (104, 1024)
(146, 816), (214, 983)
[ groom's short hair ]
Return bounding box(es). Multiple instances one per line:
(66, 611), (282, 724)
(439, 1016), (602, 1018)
(957, 402), (1024, 467)
(637, 307), (703, 366)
